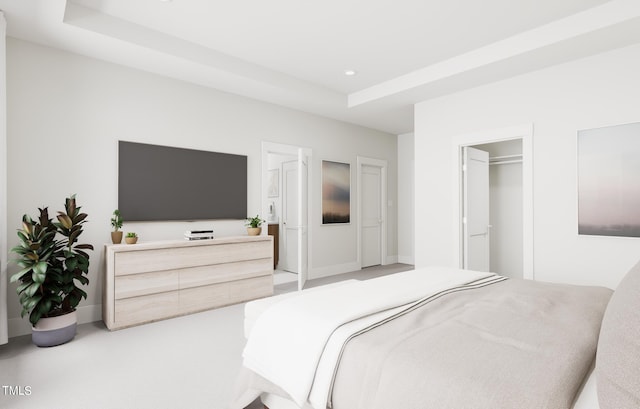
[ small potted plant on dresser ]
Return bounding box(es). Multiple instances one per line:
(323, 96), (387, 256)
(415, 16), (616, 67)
(245, 215), (265, 236)
(125, 232), (138, 244)
(10, 195), (94, 347)
(110, 209), (123, 244)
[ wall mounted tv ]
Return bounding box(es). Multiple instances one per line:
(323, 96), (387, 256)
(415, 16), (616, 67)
(118, 141), (247, 222)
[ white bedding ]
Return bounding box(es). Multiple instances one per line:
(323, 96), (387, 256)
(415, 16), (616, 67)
(259, 373), (600, 409)
(574, 369), (600, 409)
(242, 267), (497, 408)
(242, 273), (603, 409)
(243, 280), (360, 339)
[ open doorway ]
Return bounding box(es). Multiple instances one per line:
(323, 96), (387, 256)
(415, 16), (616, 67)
(452, 124), (534, 280)
(262, 142), (312, 290)
(462, 140), (523, 278)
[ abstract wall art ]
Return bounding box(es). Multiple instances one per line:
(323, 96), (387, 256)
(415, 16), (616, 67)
(322, 160), (350, 224)
(578, 122), (640, 237)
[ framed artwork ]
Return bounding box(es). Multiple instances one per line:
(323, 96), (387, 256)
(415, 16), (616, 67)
(322, 160), (350, 224)
(267, 169), (279, 197)
(578, 122), (640, 237)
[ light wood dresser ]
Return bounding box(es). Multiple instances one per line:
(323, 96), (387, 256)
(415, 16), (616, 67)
(103, 236), (273, 330)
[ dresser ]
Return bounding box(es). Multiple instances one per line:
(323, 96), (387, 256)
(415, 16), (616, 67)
(103, 236), (273, 330)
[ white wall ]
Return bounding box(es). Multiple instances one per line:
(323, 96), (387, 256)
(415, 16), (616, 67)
(5, 38), (398, 337)
(397, 133), (414, 265)
(415, 43), (640, 289)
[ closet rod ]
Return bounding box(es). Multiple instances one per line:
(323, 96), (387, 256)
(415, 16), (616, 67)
(489, 159), (522, 165)
(489, 154), (522, 161)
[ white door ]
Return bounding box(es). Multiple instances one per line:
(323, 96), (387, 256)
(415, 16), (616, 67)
(296, 150), (309, 290)
(462, 146), (491, 271)
(282, 160), (298, 273)
(361, 165), (382, 267)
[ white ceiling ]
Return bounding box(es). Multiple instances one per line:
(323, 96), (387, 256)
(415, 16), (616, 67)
(1, 0), (640, 134)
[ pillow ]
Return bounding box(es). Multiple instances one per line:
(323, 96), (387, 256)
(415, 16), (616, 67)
(596, 260), (640, 409)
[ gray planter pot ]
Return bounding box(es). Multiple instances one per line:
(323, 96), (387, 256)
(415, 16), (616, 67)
(32, 310), (77, 347)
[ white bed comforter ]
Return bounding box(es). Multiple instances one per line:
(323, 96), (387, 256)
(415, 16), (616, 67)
(242, 267), (497, 408)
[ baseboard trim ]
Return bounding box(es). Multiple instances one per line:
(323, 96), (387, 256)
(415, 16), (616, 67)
(309, 261), (361, 280)
(385, 255), (399, 264)
(8, 304), (102, 339)
(397, 255), (415, 265)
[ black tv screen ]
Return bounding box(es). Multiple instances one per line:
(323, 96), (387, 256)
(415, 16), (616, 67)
(118, 141), (247, 222)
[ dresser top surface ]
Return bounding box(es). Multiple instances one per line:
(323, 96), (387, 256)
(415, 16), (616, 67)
(105, 235), (272, 253)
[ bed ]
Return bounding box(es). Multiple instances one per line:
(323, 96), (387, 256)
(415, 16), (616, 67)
(230, 261), (640, 409)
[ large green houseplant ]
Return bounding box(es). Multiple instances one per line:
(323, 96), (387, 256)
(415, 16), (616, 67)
(10, 195), (94, 346)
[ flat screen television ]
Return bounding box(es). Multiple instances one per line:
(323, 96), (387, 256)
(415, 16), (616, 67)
(118, 141), (247, 222)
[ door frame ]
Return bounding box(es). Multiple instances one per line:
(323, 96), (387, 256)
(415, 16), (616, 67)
(357, 156), (388, 269)
(451, 124), (534, 279)
(261, 142), (313, 289)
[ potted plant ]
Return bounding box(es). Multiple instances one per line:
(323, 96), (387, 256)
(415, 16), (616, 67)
(125, 232), (138, 244)
(245, 215), (265, 236)
(10, 195), (94, 347)
(110, 209), (123, 244)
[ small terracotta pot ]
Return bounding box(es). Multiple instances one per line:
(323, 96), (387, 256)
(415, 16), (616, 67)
(125, 236), (138, 244)
(247, 227), (262, 236)
(111, 231), (123, 244)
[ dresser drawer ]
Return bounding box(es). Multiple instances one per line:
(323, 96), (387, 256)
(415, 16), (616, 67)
(179, 258), (272, 289)
(115, 270), (179, 299)
(114, 241), (272, 275)
(115, 291), (180, 327)
(179, 275), (273, 314)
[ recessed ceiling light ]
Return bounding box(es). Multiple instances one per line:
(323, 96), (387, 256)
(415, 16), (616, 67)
(344, 70), (357, 76)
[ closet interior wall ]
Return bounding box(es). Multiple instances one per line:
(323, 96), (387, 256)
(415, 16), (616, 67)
(472, 139), (523, 278)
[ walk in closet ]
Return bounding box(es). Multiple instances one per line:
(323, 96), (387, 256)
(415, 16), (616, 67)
(471, 139), (523, 278)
